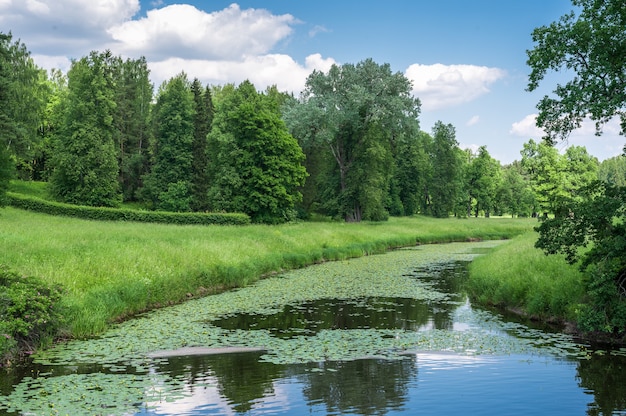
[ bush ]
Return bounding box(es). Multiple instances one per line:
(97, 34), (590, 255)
(6, 192), (251, 225)
(0, 267), (66, 366)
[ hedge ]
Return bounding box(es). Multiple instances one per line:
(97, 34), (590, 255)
(6, 192), (251, 226)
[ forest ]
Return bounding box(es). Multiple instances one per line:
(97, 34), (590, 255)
(0, 32), (624, 225)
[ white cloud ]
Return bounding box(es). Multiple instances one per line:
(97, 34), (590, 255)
(1, 0), (139, 55)
(405, 63), (506, 110)
(149, 53), (336, 94)
(31, 54), (72, 73)
(510, 114), (544, 137)
(466, 115), (480, 126)
(108, 3), (297, 60)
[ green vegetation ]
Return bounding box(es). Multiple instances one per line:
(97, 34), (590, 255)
(526, 0), (626, 341)
(0, 267), (66, 365)
(0, 207), (533, 361)
(467, 232), (585, 322)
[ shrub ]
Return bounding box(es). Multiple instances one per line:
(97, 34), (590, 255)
(6, 192), (250, 225)
(0, 267), (66, 366)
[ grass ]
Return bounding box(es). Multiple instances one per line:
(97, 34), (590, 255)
(0, 206), (534, 338)
(467, 231), (585, 322)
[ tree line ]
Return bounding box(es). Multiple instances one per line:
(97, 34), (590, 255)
(0, 31), (624, 224)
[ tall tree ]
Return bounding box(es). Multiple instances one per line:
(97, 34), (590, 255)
(142, 73), (195, 211)
(190, 79), (214, 212)
(284, 59), (420, 221)
(0, 33), (14, 204)
(429, 122), (462, 218)
(393, 129), (432, 216)
(527, 0), (626, 337)
(465, 146), (502, 217)
(496, 162), (536, 217)
(111, 56), (153, 201)
(208, 80), (306, 223)
(49, 51), (120, 207)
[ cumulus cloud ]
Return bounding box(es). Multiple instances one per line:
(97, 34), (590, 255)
(405, 63), (506, 110)
(510, 114), (545, 138)
(149, 53), (336, 93)
(108, 3), (297, 60)
(1, 0), (139, 54)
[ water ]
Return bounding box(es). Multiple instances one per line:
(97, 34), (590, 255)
(1, 241), (625, 415)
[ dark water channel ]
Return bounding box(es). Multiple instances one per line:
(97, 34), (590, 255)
(1, 242), (626, 415)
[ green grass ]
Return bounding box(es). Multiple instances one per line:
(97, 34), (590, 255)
(8, 180), (50, 200)
(467, 232), (585, 321)
(0, 207), (533, 338)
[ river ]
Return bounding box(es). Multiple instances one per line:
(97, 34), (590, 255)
(1, 241), (625, 415)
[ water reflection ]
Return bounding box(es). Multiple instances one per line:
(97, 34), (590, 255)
(211, 262), (469, 337)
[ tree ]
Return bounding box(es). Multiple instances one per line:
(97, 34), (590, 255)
(463, 146), (502, 217)
(111, 56), (153, 202)
(527, 1), (626, 338)
(599, 155), (626, 187)
(0, 33), (14, 205)
(496, 162), (536, 217)
(208, 80), (306, 223)
(142, 73), (195, 211)
(49, 51), (120, 207)
(429, 122), (462, 218)
(526, 0), (626, 147)
(284, 59), (420, 221)
(393, 129), (432, 216)
(190, 79), (214, 212)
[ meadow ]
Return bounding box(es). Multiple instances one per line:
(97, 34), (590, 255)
(0, 206), (534, 338)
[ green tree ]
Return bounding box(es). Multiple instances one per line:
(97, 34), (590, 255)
(527, 0), (626, 147)
(0, 33), (14, 205)
(190, 79), (214, 212)
(496, 162), (536, 217)
(49, 51), (120, 207)
(208, 80), (306, 223)
(528, 1), (626, 338)
(142, 73), (195, 211)
(463, 146), (502, 217)
(284, 59), (420, 221)
(111, 56), (153, 202)
(598, 155), (626, 186)
(429, 121), (462, 218)
(393, 129), (432, 216)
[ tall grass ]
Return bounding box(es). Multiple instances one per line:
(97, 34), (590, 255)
(0, 207), (533, 338)
(467, 232), (585, 321)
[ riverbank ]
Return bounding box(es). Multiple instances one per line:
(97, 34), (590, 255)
(0, 207), (533, 365)
(466, 232), (585, 332)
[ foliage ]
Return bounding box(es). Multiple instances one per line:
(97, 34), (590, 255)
(111, 56), (153, 202)
(521, 139), (598, 216)
(190, 79), (214, 211)
(526, 0), (626, 147)
(535, 181), (626, 336)
(6, 192), (249, 225)
(463, 146), (502, 217)
(496, 162), (536, 217)
(599, 155), (626, 187)
(0, 32), (49, 181)
(0, 266), (65, 366)
(468, 232), (584, 320)
(526, 0), (625, 338)
(392, 130), (432, 216)
(284, 59), (420, 221)
(429, 122), (462, 217)
(209, 80), (307, 223)
(49, 50), (121, 207)
(142, 73), (195, 211)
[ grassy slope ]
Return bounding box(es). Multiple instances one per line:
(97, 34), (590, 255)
(0, 206), (533, 337)
(467, 232), (585, 322)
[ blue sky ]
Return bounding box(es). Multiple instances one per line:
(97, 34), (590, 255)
(2, 0), (623, 163)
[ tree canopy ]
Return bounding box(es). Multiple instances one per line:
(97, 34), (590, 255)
(527, 0), (626, 147)
(527, 0), (626, 338)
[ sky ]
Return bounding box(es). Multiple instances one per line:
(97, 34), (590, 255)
(1, 0), (624, 164)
